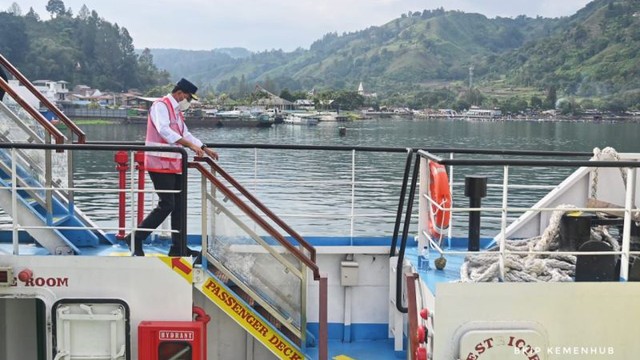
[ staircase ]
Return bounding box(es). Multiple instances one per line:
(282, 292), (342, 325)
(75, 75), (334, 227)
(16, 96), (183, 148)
(0, 52), (327, 357)
(189, 158), (327, 359)
(0, 68), (110, 254)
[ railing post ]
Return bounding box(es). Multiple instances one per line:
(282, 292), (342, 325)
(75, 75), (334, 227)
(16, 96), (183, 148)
(134, 151), (145, 225)
(0, 54), (85, 143)
(318, 273), (328, 360)
(180, 150), (188, 255)
(66, 139), (75, 218)
(465, 176), (487, 252)
(45, 132), (54, 226)
(200, 171), (208, 268)
(447, 152), (454, 247)
(114, 151), (129, 240)
(621, 167), (635, 281)
(350, 149), (356, 242)
(11, 148), (18, 255)
(405, 272), (419, 360)
(499, 165), (509, 281)
(418, 156), (428, 250)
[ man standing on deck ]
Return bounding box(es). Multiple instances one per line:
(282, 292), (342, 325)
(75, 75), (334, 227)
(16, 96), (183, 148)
(125, 78), (218, 258)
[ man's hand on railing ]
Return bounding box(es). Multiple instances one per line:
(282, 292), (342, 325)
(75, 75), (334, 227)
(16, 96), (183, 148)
(193, 156), (215, 164)
(203, 147), (219, 160)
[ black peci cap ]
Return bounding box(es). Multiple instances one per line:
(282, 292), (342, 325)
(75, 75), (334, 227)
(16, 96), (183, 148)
(175, 78), (198, 100)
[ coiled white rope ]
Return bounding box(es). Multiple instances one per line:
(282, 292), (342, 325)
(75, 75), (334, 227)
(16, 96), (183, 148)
(460, 147), (632, 282)
(461, 205), (578, 282)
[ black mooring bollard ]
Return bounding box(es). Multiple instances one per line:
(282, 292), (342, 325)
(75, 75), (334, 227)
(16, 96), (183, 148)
(465, 175), (488, 251)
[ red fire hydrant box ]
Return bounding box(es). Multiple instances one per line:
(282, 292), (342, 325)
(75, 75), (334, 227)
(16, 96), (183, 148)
(138, 321), (206, 360)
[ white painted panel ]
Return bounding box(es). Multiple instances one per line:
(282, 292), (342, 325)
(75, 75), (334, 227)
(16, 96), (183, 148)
(0, 255), (194, 358)
(433, 282), (640, 360)
(306, 252), (391, 324)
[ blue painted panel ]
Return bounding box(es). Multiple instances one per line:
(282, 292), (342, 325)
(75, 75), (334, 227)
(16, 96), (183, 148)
(306, 322), (388, 341)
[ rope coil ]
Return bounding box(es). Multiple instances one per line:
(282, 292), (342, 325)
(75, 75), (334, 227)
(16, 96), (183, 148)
(461, 206), (578, 282)
(460, 147), (631, 282)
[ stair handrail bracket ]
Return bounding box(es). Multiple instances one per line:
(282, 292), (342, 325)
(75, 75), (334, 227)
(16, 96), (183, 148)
(189, 157), (328, 359)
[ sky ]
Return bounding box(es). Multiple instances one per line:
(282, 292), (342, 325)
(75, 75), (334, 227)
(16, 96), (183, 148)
(3, 0), (593, 52)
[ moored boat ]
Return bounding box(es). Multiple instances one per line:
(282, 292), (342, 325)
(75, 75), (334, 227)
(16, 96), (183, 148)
(463, 106), (503, 120)
(283, 113), (318, 126)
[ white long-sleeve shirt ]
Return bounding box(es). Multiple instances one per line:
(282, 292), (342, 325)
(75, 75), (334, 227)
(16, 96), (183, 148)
(149, 94), (203, 148)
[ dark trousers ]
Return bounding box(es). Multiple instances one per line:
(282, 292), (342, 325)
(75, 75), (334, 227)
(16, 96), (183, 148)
(132, 171), (184, 248)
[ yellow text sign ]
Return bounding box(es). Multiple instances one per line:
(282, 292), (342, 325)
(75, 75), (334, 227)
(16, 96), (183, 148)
(201, 276), (304, 360)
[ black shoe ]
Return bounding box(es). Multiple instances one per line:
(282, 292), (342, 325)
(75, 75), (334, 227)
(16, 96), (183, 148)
(124, 235), (145, 256)
(132, 248), (145, 256)
(167, 246), (181, 257)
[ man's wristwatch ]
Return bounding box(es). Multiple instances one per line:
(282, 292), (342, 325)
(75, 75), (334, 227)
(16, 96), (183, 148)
(201, 144), (207, 150)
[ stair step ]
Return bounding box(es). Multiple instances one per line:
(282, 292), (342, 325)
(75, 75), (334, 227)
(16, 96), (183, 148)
(21, 195), (71, 221)
(52, 215), (71, 226)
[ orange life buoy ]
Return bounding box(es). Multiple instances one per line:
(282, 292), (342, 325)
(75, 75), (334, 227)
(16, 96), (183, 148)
(428, 161), (451, 238)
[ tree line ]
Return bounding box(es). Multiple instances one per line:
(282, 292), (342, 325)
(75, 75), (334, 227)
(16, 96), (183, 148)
(0, 1), (168, 92)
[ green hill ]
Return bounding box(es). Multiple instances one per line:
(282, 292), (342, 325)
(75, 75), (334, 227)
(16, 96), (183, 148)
(150, 0), (640, 110)
(0, 5), (169, 92)
(151, 9), (560, 97)
(493, 0), (640, 97)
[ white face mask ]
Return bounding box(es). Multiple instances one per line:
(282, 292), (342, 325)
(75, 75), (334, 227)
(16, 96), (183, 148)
(179, 98), (191, 111)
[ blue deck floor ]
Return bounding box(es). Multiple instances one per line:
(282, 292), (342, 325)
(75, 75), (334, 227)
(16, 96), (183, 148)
(405, 237), (495, 293)
(0, 234), (197, 257)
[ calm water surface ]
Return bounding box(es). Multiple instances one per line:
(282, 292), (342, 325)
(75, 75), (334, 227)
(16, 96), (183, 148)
(86, 117), (639, 151)
(74, 118), (637, 237)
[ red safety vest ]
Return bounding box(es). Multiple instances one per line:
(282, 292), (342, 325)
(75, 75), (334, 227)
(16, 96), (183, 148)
(144, 96), (185, 174)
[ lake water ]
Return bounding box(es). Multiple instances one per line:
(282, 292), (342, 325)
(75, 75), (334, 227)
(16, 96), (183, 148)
(70, 118), (635, 238)
(86, 117), (638, 151)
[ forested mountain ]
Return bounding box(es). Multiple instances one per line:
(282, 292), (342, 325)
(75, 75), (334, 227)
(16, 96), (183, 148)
(0, 3), (168, 91)
(152, 9), (561, 96)
(150, 0), (640, 110)
(2, 0), (639, 110)
(490, 0), (640, 98)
